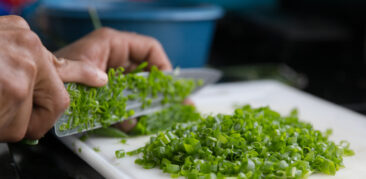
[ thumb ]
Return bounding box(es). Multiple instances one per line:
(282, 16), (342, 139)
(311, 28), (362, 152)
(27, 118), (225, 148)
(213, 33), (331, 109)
(53, 57), (108, 87)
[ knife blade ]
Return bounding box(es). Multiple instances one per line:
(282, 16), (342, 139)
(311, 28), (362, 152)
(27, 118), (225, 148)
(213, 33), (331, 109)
(54, 68), (221, 137)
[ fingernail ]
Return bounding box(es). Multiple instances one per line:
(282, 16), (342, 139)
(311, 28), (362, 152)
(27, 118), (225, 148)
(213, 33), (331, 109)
(97, 70), (108, 82)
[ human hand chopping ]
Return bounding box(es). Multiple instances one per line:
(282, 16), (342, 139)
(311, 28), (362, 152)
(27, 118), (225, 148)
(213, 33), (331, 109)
(0, 15), (172, 142)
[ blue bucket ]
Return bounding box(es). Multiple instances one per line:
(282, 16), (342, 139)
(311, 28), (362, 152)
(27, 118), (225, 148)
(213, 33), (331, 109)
(183, 0), (277, 11)
(34, 0), (223, 68)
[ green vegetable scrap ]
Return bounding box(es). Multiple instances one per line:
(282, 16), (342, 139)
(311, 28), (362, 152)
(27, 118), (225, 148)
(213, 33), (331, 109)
(129, 105), (354, 178)
(20, 139), (39, 145)
(120, 139), (127, 144)
(93, 147), (100, 152)
(130, 104), (201, 136)
(115, 149), (126, 159)
(79, 134), (89, 141)
(60, 63), (199, 132)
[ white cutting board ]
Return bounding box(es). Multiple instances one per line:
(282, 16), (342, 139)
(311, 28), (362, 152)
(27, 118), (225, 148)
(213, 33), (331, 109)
(59, 80), (366, 179)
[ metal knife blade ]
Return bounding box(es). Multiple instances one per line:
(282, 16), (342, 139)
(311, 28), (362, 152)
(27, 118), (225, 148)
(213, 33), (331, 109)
(54, 68), (221, 137)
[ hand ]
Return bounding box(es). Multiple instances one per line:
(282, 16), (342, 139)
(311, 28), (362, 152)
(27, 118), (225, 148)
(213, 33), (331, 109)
(0, 16), (107, 142)
(54, 27), (172, 72)
(54, 28), (173, 133)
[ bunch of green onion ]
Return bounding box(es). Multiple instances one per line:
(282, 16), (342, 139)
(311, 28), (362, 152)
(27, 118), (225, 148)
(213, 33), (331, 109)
(130, 104), (201, 136)
(59, 63), (198, 131)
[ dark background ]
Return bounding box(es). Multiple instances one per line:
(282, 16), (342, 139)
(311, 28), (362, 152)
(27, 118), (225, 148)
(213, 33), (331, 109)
(209, 0), (366, 114)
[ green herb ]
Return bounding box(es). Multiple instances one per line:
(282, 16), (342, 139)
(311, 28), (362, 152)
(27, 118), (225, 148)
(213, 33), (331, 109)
(127, 147), (144, 156)
(129, 105), (354, 178)
(115, 149), (126, 159)
(131, 61), (148, 73)
(61, 65), (198, 132)
(20, 139), (39, 145)
(78, 148), (82, 153)
(93, 147), (100, 152)
(120, 139), (127, 144)
(79, 134), (89, 141)
(130, 104), (201, 136)
(88, 6), (102, 29)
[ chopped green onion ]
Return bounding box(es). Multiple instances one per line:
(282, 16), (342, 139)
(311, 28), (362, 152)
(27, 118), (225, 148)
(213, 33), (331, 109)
(20, 139), (39, 145)
(131, 61), (148, 73)
(130, 104), (201, 136)
(93, 147), (100, 152)
(79, 134), (89, 142)
(128, 105), (354, 178)
(61, 65), (199, 132)
(120, 139), (127, 144)
(115, 149), (126, 159)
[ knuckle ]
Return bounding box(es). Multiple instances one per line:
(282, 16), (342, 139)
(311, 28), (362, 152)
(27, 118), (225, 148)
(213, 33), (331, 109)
(84, 69), (98, 82)
(82, 63), (99, 79)
(23, 59), (37, 78)
(8, 130), (26, 142)
(5, 59), (36, 101)
(17, 30), (41, 46)
(147, 37), (163, 48)
(28, 130), (46, 140)
(94, 27), (116, 37)
(61, 95), (71, 110)
(26, 110), (59, 140)
(26, 126), (46, 140)
(9, 82), (31, 101)
(2, 64), (35, 101)
(6, 15), (30, 29)
(55, 91), (70, 113)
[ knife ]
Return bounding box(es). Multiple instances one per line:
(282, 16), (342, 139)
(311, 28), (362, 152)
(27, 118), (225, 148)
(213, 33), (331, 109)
(54, 68), (222, 137)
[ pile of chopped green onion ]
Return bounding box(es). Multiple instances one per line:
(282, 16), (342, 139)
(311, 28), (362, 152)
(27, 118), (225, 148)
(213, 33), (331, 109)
(130, 104), (201, 136)
(59, 63), (198, 131)
(128, 105), (354, 178)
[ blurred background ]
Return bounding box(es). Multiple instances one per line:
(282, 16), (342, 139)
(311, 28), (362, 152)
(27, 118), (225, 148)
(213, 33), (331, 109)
(2, 0), (366, 115)
(1, 0), (366, 177)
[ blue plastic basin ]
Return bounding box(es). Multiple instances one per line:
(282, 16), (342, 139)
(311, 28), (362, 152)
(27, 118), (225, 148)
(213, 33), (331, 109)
(36, 0), (223, 68)
(186, 0), (277, 11)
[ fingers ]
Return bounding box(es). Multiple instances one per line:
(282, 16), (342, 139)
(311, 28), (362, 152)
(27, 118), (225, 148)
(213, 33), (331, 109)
(25, 52), (70, 139)
(25, 54), (111, 139)
(0, 94), (33, 142)
(126, 35), (172, 70)
(183, 98), (195, 106)
(113, 118), (137, 133)
(0, 15), (30, 30)
(111, 31), (172, 70)
(54, 36), (111, 71)
(54, 28), (172, 73)
(53, 57), (108, 87)
(90, 28), (172, 71)
(0, 56), (36, 142)
(26, 55), (110, 139)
